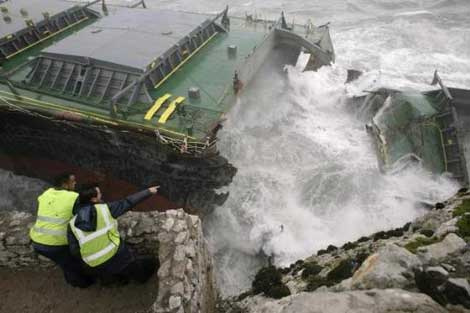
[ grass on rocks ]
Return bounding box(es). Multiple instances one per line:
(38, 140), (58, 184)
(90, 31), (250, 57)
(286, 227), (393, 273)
(404, 237), (440, 254)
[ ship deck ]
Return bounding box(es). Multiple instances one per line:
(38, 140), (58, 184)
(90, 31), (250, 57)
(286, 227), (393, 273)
(0, 2), (329, 142)
(1, 13), (270, 141)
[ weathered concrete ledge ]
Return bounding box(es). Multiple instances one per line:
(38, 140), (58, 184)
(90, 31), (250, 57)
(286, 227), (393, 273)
(0, 209), (217, 313)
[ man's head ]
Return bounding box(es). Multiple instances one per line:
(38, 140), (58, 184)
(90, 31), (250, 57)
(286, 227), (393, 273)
(54, 173), (76, 191)
(78, 185), (102, 205)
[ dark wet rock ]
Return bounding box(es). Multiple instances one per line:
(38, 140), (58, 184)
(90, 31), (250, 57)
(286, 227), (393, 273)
(372, 228), (404, 241)
(252, 266), (281, 294)
(357, 236), (369, 243)
(300, 262), (323, 279)
(317, 249), (328, 256)
(294, 259), (304, 267)
(252, 266), (290, 299)
(327, 258), (357, 284)
(420, 229), (435, 237)
(435, 202), (446, 210)
(415, 267), (448, 305)
(266, 284), (291, 299)
(458, 188), (469, 194)
(415, 266), (470, 309)
(445, 278), (470, 308)
(305, 275), (333, 292)
(326, 245), (338, 253)
(341, 241), (358, 250)
(403, 222), (412, 231)
(372, 231), (388, 241)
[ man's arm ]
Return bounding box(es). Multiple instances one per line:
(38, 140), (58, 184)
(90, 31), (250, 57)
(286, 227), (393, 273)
(107, 186), (159, 218)
(72, 197), (80, 215)
(67, 225), (81, 259)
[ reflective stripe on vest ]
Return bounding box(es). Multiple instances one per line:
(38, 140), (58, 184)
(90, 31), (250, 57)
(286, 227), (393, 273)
(70, 204), (120, 267)
(29, 188), (78, 246)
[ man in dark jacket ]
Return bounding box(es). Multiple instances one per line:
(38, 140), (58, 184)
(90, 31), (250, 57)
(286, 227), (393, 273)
(68, 185), (159, 284)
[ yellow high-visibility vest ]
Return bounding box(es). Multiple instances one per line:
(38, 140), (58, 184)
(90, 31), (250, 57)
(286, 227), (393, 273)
(69, 204), (120, 267)
(29, 188), (78, 246)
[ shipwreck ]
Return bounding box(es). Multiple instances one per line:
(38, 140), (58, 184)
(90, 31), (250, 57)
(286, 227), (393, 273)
(358, 71), (470, 185)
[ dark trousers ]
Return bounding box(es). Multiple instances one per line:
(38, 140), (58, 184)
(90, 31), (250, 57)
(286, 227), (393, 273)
(33, 243), (95, 288)
(95, 244), (158, 285)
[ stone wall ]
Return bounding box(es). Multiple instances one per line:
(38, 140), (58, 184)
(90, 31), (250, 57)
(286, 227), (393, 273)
(0, 209), (217, 313)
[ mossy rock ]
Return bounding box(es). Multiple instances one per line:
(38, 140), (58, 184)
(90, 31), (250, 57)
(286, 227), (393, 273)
(373, 228), (405, 241)
(357, 236), (369, 243)
(458, 187), (469, 194)
(457, 214), (470, 239)
(326, 245), (338, 252)
(236, 290), (254, 301)
(301, 262), (323, 279)
(252, 266), (282, 294)
(420, 229), (435, 238)
(305, 275), (333, 292)
(435, 202), (445, 210)
(404, 236), (440, 254)
(294, 259), (304, 267)
(355, 252), (370, 266)
(265, 284), (291, 299)
(341, 241), (358, 250)
(373, 231), (388, 241)
(453, 199), (470, 218)
(251, 265), (291, 299)
(317, 249), (328, 256)
(326, 258), (357, 284)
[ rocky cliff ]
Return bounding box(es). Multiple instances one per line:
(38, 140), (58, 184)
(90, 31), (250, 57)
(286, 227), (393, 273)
(220, 189), (470, 313)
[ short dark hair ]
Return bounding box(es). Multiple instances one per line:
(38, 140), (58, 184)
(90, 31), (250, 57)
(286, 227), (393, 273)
(54, 173), (74, 188)
(78, 184), (99, 205)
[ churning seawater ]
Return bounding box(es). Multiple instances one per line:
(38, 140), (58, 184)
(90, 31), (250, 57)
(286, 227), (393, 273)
(3, 0), (469, 297)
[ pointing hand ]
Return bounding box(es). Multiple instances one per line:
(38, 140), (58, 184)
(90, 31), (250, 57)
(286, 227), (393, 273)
(148, 186), (160, 194)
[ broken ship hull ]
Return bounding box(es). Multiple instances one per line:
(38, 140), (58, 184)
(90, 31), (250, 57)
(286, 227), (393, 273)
(361, 72), (470, 185)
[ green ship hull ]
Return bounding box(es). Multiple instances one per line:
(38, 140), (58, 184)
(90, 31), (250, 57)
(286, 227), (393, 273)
(360, 72), (470, 185)
(0, 0), (335, 213)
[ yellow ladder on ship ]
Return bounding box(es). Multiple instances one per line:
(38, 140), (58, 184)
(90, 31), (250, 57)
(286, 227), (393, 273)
(159, 96), (185, 124)
(144, 93), (172, 120)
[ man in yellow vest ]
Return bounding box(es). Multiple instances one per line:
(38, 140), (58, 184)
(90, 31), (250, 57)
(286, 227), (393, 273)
(68, 184), (159, 284)
(30, 173), (94, 287)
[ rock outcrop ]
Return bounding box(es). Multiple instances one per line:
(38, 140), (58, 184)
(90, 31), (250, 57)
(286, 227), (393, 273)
(0, 209), (217, 313)
(221, 190), (470, 313)
(236, 289), (447, 313)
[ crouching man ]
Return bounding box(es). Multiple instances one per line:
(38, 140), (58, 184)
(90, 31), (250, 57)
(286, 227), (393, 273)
(30, 173), (94, 288)
(68, 185), (159, 284)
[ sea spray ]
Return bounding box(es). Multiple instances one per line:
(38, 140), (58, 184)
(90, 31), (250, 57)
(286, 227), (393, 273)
(205, 63), (459, 296)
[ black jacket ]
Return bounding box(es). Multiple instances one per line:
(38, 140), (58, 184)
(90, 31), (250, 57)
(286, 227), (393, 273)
(67, 189), (152, 269)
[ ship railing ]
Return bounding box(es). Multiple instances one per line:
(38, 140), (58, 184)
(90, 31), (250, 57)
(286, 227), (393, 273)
(154, 129), (217, 156)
